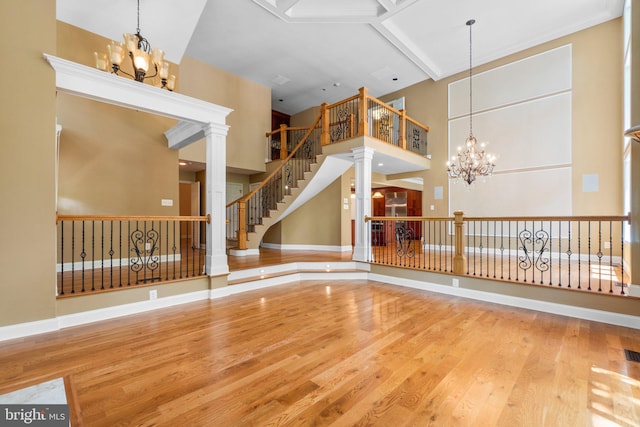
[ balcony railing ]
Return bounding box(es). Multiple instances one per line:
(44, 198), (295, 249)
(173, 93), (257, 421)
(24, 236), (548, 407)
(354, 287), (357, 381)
(56, 214), (209, 297)
(267, 88), (429, 162)
(366, 212), (631, 295)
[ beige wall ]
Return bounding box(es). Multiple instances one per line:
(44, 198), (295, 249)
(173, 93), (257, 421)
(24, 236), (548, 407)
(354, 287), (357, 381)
(57, 94), (180, 215)
(290, 105), (321, 127)
(226, 173), (251, 196)
(178, 56), (271, 174)
(381, 19), (623, 217)
(0, 0), (57, 326)
(268, 178), (344, 246)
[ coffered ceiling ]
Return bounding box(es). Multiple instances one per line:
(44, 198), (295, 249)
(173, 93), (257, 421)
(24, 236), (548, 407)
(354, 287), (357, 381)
(57, 0), (623, 115)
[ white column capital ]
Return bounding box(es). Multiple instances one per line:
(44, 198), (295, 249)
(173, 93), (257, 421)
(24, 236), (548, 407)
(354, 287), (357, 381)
(203, 122), (230, 138)
(352, 146), (375, 161)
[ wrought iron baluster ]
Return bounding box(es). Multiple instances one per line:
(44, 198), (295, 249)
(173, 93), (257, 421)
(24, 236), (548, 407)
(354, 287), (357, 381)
(588, 221), (592, 291)
(438, 220), (442, 271)
(127, 221), (131, 286)
(577, 221), (582, 289)
(515, 221), (520, 282)
(549, 220), (553, 286)
(620, 221), (626, 295)
(119, 221), (123, 287)
(183, 220), (188, 278)
(191, 222), (196, 277)
(608, 220), (613, 294)
(471, 221), (476, 276)
(507, 221), (511, 281)
(81, 220), (86, 292)
(597, 221), (603, 292)
(172, 221), (177, 280)
(493, 220), (497, 279)
(100, 220), (104, 290)
(60, 221), (64, 296)
(478, 221), (483, 276)
(466, 221), (470, 275)
(109, 220), (114, 289)
(143, 221), (147, 284)
(91, 221), (95, 291)
(567, 221), (572, 288)
(557, 221), (561, 287)
(71, 221), (75, 293)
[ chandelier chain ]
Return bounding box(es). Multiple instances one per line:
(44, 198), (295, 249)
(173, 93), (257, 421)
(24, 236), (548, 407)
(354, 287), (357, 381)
(468, 19), (474, 138)
(137, 0), (141, 35)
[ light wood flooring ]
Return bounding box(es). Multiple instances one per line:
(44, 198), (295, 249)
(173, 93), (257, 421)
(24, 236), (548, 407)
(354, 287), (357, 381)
(1, 279), (639, 426)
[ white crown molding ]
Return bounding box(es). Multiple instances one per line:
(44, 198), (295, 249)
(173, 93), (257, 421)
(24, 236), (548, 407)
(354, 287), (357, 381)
(43, 54), (232, 126)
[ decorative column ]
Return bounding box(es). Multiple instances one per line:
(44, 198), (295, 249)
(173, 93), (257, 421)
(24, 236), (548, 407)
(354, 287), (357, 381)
(352, 146), (375, 262)
(204, 122), (230, 276)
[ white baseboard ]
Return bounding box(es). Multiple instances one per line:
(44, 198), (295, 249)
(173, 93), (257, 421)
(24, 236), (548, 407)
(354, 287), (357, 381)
(260, 243), (353, 252)
(57, 290), (210, 330)
(369, 273), (640, 330)
(0, 290), (209, 343)
(0, 318), (60, 342)
(229, 248), (260, 256)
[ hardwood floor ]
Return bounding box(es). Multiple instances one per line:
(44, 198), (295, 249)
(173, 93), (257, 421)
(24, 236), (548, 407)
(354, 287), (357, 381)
(228, 248), (354, 271)
(1, 279), (639, 426)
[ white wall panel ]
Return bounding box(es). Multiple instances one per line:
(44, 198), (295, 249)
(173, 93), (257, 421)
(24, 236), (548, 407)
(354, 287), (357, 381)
(449, 45), (572, 118)
(449, 168), (572, 217)
(448, 93), (572, 171)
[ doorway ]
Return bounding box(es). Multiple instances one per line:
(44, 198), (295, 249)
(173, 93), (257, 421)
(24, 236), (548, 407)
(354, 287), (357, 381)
(179, 182), (201, 249)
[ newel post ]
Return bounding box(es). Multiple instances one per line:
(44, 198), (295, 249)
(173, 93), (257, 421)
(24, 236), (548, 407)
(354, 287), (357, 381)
(321, 103), (330, 146)
(453, 211), (466, 275)
(358, 87), (369, 136)
(279, 124), (288, 159)
(399, 109), (407, 150)
(237, 201), (247, 250)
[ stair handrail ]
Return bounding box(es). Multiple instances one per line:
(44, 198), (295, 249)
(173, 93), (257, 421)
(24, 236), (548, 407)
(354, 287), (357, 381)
(227, 114), (322, 249)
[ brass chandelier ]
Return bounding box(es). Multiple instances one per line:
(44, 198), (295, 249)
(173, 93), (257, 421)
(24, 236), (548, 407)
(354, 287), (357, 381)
(94, 0), (176, 91)
(447, 19), (496, 185)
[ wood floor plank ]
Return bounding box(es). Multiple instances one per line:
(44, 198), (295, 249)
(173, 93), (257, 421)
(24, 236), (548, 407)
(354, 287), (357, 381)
(1, 280), (638, 426)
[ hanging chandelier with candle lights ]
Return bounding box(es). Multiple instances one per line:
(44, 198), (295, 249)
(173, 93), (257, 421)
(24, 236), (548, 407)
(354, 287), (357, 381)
(447, 19), (496, 185)
(94, 0), (176, 91)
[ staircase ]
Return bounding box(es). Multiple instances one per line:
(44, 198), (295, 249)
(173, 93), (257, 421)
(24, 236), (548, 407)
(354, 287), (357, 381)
(226, 87), (431, 253)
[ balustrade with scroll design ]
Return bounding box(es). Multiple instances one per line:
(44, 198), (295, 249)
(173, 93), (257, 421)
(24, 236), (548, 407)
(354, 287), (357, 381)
(56, 214), (209, 296)
(366, 213), (630, 294)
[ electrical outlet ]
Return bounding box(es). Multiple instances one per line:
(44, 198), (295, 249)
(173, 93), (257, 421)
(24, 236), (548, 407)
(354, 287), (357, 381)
(452, 278), (459, 288)
(145, 243), (151, 251)
(149, 290), (157, 300)
(604, 242), (611, 249)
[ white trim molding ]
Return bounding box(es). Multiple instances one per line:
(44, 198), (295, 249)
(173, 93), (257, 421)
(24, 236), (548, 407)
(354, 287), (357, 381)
(43, 54), (232, 125)
(260, 243), (353, 252)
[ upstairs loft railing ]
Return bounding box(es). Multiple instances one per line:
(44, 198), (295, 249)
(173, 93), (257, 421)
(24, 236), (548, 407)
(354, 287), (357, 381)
(230, 87), (431, 250)
(366, 212), (631, 295)
(56, 214), (209, 297)
(267, 87), (430, 161)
